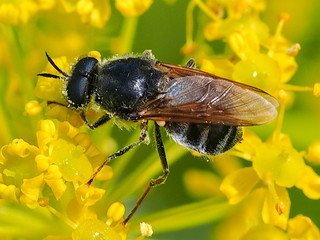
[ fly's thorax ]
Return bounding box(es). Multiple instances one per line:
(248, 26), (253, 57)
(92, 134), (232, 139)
(92, 57), (165, 118)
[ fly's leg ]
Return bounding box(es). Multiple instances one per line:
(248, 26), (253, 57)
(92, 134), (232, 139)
(80, 111), (110, 130)
(47, 101), (110, 130)
(185, 58), (195, 68)
(47, 100), (67, 107)
(86, 121), (149, 185)
(47, 101), (149, 185)
(123, 122), (169, 225)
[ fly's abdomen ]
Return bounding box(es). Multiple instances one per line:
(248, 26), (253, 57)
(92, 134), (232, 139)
(165, 122), (242, 155)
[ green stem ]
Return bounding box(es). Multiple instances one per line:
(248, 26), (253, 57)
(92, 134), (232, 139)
(129, 197), (231, 234)
(118, 16), (139, 54)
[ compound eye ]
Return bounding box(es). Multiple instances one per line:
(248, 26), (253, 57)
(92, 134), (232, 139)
(67, 57), (98, 108)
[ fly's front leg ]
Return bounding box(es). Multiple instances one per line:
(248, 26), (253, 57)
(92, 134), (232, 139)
(47, 101), (111, 130)
(80, 111), (110, 130)
(86, 121), (149, 185)
(47, 100), (67, 107)
(123, 122), (169, 225)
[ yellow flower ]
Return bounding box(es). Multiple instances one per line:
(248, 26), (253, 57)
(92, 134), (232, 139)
(75, 0), (111, 28)
(288, 215), (320, 239)
(0, 139), (40, 205)
(304, 141), (320, 164)
(220, 167), (259, 204)
(0, 119), (131, 238)
(253, 133), (305, 188)
(72, 202), (128, 240)
(181, 2), (320, 238)
(0, 0), (54, 25)
(296, 166), (320, 199)
(115, 0), (153, 17)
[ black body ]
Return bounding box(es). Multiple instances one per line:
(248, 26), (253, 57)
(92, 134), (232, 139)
(165, 122), (242, 155)
(39, 51), (278, 224)
(62, 55), (247, 155)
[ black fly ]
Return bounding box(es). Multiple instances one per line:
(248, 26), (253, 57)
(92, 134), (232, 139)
(38, 50), (278, 224)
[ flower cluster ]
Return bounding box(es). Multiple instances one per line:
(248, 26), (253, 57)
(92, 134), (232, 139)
(182, 0), (320, 239)
(0, 0), (109, 28)
(0, 119), (131, 238)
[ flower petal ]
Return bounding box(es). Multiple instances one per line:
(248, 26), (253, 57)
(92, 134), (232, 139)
(296, 166), (320, 199)
(288, 215), (320, 240)
(241, 224), (288, 240)
(220, 167), (259, 204)
(262, 185), (290, 230)
(76, 184), (105, 207)
(72, 219), (123, 240)
(115, 0), (153, 17)
(20, 174), (44, 207)
(44, 165), (67, 200)
(51, 139), (93, 183)
(253, 137), (305, 188)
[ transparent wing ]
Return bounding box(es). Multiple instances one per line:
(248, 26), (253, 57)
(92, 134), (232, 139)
(135, 75), (278, 126)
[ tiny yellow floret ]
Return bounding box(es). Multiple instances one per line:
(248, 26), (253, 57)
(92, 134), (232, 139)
(44, 165), (67, 200)
(181, 41), (197, 56)
(20, 174), (44, 207)
(305, 141), (320, 164)
(288, 215), (320, 239)
(107, 202), (125, 222)
(25, 100), (43, 116)
(88, 50), (101, 61)
(313, 83), (320, 96)
(278, 13), (290, 24)
(76, 0), (94, 15)
(76, 184), (105, 206)
(220, 167), (260, 204)
(95, 165), (113, 181)
(72, 219), (122, 240)
(115, 0), (153, 17)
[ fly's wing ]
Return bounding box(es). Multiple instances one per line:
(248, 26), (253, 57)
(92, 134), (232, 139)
(135, 74), (279, 126)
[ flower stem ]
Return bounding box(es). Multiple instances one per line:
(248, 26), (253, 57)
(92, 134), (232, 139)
(117, 16), (139, 54)
(129, 197), (231, 234)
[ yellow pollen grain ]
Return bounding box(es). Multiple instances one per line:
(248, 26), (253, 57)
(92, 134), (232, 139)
(140, 222), (153, 237)
(38, 197), (49, 207)
(287, 43), (301, 57)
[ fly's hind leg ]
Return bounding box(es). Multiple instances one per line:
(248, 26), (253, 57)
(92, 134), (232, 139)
(86, 121), (149, 185)
(123, 122), (169, 225)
